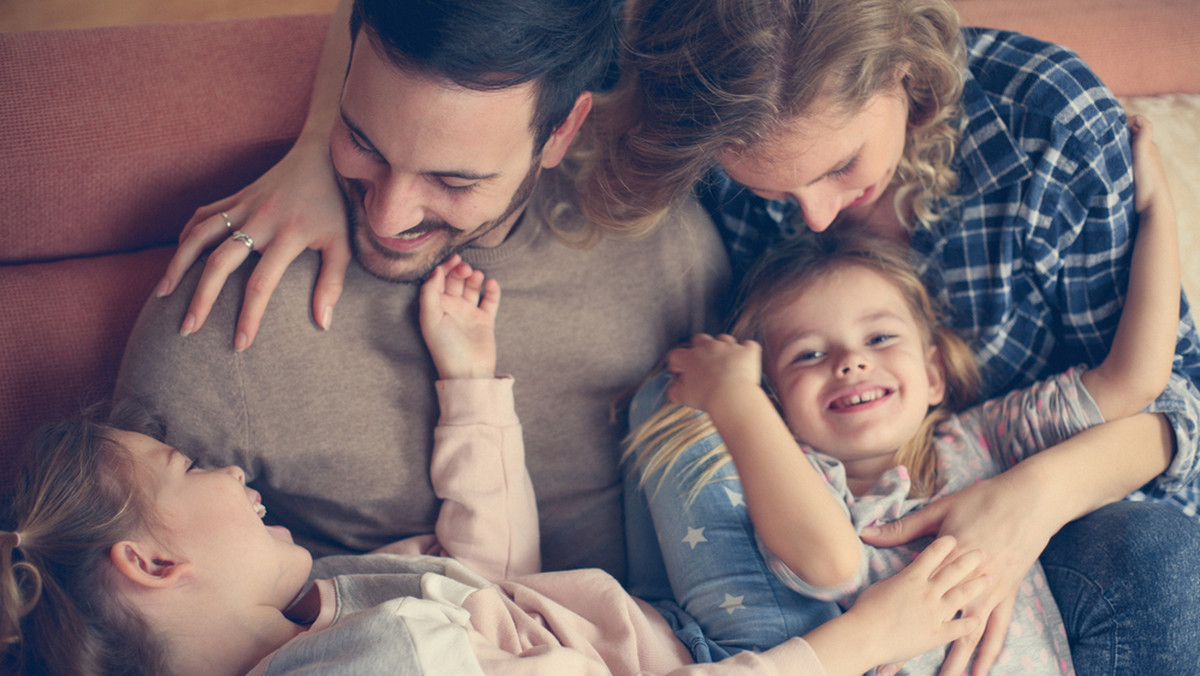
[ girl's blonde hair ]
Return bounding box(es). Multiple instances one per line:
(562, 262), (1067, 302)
(1, 402), (170, 675)
(627, 229), (980, 499)
(577, 0), (965, 239)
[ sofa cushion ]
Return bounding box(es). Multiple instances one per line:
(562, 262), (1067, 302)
(1121, 94), (1200, 305)
(0, 248), (170, 478)
(0, 15), (327, 486)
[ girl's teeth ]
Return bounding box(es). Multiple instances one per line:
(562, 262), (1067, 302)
(836, 390), (884, 408)
(255, 503), (267, 519)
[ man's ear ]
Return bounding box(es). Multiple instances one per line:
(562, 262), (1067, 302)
(926, 343), (947, 408)
(110, 540), (193, 589)
(539, 91), (593, 169)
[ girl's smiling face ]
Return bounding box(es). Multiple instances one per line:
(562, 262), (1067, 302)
(761, 264), (945, 484)
(115, 430), (312, 611)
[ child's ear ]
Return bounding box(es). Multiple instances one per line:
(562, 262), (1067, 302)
(926, 344), (947, 407)
(110, 540), (193, 589)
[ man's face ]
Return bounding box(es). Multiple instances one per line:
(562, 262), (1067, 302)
(330, 37), (545, 282)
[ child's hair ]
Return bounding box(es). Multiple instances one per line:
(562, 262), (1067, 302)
(577, 0), (966, 239)
(1, 401), (171, 676)
(627, 229), (981, 499)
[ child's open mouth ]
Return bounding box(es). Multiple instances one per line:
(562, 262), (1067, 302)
(828, 387), (892, 410)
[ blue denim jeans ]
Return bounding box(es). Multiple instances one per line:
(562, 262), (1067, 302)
(624, 372), (839, 661)
(626, 372), (1200, 671)
(1041, 499), (1200, 675)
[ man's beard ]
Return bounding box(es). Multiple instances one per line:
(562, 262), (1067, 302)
(340, 159), (541, 283)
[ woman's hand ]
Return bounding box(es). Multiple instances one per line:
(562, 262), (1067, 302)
(860, 470), (1056, 676)
(157, 136), (351, 351)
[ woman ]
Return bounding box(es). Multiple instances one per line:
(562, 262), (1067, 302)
(589, 1), (1200, 674)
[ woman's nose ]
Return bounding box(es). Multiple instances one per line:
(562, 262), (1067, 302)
(795, 189), (839, 232)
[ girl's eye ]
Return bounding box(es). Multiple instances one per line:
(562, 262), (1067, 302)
(868, 334), (896, 346)
(792, 350), (824, 364)
(829, 156), (858, 179)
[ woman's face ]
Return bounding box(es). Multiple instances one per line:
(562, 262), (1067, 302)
(718, 82), (909, 235)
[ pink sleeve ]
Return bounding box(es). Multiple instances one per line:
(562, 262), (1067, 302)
(469, 630), (828, 676)
(668, 639), (828, 675)
(464, 570), (829, 676)
(381, 376), (540, 580)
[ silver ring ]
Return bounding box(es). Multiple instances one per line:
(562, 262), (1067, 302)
(231, 230), (254, 251)
(219, 211), (233, 229)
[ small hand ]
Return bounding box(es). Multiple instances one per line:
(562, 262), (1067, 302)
(419, 255), (501, 380)
(160, 137), (351, 351)
(860, 474), (1052, 676)
(665, 333), (763, 412)
(849, 536), (986, 673)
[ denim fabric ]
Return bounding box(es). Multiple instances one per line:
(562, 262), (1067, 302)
(624, 372), (840, 659)
(1041, 500), (1200, 675)
(627, 373), (1200, 672)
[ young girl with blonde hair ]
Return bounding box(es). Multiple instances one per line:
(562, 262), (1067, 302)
(626, 120), (1179, 675)
(2, 256), (991, 675)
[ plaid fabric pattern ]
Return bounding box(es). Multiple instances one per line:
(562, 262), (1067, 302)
(698, 28), (1200, 516)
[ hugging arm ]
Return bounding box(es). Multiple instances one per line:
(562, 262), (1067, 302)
(666, 334), (863, 589)
(865, 115), (1196, 675)
(1080, 116), (1181, 419)
(159, 0), (354, 351)
(801, 536), (985, 676)
(642, 536), (985, 676)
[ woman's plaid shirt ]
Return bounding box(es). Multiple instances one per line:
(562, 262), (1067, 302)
(698, 28), (1200, 515)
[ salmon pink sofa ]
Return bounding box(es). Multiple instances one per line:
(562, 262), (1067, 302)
(2, 2), (1198, 491)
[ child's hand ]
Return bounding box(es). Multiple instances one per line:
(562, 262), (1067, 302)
(846, 536), (986, 674)
(666, 333), (763, 412)
(419, 254), (501, 380)
(1130, 115), (1173, 221)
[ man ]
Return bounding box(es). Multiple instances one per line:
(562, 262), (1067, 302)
(115, 0), (729, 579)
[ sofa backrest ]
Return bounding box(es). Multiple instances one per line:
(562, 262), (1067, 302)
(954, 0), (1200, 97)
(2, 2), (1198, 491)
(0, 15), (328, 485)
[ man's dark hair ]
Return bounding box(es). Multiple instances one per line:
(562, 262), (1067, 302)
(350, 0), (618, 149)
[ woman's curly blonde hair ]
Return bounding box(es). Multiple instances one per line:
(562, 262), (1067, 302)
(576, 0), (966, 239)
